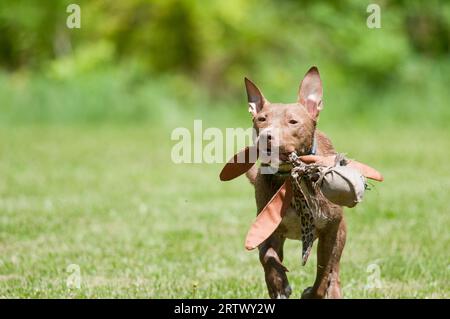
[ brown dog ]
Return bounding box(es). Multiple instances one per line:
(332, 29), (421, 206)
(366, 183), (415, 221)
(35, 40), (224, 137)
(244, 67), (346, 299)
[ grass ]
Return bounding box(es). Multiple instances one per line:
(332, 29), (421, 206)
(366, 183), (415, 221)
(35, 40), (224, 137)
(0, 122), (448, 298)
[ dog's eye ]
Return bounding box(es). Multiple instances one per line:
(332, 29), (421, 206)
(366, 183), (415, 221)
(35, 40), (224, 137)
(257, 117), (266, 122)
(289, 119), (298, 124)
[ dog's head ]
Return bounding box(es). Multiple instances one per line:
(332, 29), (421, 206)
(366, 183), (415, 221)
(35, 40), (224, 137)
(220, 66), (383, 182)
(246, 67), (323, 171)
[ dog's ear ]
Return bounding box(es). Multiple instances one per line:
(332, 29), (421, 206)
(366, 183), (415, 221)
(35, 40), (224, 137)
(298, 66), (323, 119)
(219, 146), (258, 181)
(245, 78), (267, 117)
(245, 180), (292, 250)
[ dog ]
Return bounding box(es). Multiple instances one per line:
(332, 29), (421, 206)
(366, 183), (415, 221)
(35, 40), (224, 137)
(244, 67), (346, 299)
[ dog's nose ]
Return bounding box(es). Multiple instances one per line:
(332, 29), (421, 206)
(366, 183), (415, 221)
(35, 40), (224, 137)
(265, 133), (273, 154)
(258, 130), (273, 147)
(257, 130), (275, 158)
(260, 130), (272, 140)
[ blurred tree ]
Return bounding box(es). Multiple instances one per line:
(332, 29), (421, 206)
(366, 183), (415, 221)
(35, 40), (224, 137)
(0, 0), (448, 95)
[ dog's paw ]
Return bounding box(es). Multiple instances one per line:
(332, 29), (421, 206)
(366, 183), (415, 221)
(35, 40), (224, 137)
(301, 286), (328, 299)
(269, 285), (292, 299)
(300, 286), (315, 299)
(284, 284), (292, 298)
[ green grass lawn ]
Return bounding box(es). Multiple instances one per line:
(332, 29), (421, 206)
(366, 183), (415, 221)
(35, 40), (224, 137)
(0, 124), (449, 298)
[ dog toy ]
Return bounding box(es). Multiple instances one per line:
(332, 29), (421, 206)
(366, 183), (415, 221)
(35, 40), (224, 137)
(219, 148), (383, 264)
(288, 152), (367, 264)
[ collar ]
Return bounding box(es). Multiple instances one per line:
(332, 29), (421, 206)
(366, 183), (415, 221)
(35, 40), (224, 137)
(309, 133), (317, 155)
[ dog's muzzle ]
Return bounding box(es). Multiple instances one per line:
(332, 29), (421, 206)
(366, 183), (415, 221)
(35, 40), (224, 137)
(261, 162), (293, 176)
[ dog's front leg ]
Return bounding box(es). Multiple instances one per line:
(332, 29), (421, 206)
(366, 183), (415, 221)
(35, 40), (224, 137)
(259, 234), (291, 299)
(302, 214), (346, 299)
(254, 174), (291, 298)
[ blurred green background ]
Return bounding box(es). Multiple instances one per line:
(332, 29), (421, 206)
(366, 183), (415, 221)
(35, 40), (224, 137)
(1, 0), (449, 127)
(0, 0), (449, 298)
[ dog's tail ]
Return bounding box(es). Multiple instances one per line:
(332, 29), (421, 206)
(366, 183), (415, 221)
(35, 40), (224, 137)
(245, 165), (257, 185)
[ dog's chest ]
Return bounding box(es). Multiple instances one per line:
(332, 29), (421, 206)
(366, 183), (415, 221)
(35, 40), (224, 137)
(276, 193), (314, 242)
(262, 175), (325, 243)
(280, 180), (320, 264)
(277, 205), (302, 240)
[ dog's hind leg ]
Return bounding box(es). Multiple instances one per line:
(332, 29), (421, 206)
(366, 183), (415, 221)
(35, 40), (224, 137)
(302, 215), (346, 299)
(259, 234), (292, 299)
(324, 217), (346, 299)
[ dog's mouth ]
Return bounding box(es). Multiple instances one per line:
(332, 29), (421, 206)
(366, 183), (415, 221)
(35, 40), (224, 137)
(260, 150), (295, 174)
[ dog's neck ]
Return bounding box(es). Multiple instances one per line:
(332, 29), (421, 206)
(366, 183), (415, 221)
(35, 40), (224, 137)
(309, 133), (317, 155)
